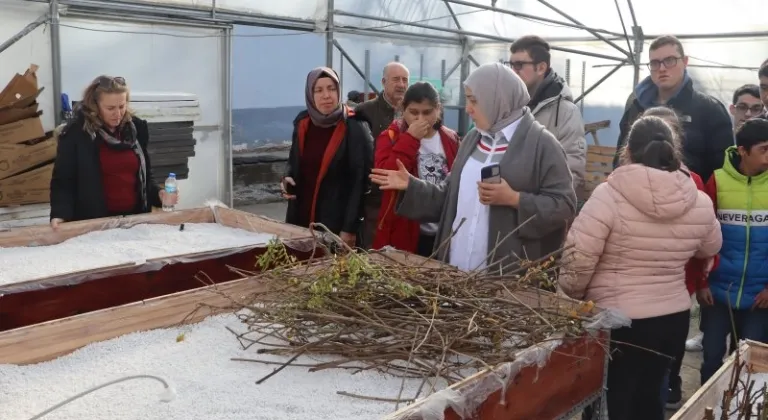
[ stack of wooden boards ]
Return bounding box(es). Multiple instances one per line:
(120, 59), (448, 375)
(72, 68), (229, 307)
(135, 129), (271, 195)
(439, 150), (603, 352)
(146, 120), (196, 183)
(583, 145), (616, 198)
(0, 65), (55, 207)
(581, 120), (616, 200)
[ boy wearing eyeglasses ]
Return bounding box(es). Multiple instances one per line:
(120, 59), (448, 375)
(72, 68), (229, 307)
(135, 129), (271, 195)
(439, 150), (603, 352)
(612, 35), (734, 185)
(730, 84), (764, 130)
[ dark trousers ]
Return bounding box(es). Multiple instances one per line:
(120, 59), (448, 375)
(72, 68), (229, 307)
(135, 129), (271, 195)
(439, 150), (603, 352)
(359, 202), (380, 250)
(417, 234), (435, 258)
(666, 344), (684, 395)
(700, 301), (768, 384)
(604, 310), (690, 420)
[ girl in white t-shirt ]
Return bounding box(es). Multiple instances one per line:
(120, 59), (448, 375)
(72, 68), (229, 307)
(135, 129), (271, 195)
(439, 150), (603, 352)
(372, 82), (459, 256)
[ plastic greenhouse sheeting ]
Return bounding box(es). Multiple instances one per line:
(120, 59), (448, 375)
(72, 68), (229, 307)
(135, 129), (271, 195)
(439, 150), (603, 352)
(137, 0), (325, 20)
(334, 0), (767, 41)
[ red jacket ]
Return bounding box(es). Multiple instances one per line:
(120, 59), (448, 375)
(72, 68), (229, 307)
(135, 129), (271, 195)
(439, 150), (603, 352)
(372, 121), (459, 252)
(684, 171), (719, 294)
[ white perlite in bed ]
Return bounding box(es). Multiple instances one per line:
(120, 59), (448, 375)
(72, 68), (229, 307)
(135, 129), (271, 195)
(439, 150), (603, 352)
(0, 314), (431, 420)
(0, 223), (276, 285)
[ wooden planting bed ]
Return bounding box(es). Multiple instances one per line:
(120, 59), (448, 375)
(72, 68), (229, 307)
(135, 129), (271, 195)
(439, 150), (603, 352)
(0, 250), (609, 420)
(670, 340), (768, 420)
(0, 206), (318, 332)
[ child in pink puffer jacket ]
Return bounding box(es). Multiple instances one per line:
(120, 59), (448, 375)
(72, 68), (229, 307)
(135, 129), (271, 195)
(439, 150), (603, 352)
(559, 115), (722, 420)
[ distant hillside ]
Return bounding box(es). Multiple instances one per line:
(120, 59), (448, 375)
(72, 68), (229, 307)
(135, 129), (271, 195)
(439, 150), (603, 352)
(233, 106), (462, 149)
(232, 104), (624, 149)
(233, 106), (303, 148)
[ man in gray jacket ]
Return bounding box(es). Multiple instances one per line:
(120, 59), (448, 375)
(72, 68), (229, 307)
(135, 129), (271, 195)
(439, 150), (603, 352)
(509, 36), (587, 191)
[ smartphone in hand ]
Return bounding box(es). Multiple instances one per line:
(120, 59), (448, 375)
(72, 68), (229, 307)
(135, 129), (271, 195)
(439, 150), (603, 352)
(481, 164), (501, 184)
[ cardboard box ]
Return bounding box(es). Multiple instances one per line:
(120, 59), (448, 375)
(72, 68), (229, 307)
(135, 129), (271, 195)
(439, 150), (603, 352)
(0, 137), (57, 180)
(0, 65), (45, 142)
(0, 115), (46, 145)
(0, 65), (39, 107)
(0, 163), (52, 207)
(0, 103), (39, 127)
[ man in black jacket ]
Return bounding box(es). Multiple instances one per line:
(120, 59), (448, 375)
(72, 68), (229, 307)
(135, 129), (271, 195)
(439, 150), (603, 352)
(612, 35), (733, 183)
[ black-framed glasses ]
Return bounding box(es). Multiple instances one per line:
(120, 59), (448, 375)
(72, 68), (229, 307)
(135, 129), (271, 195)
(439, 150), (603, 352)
(94, 76), (126, 88)
(734, 103), (765, 115)
(647, 56), (682, 71)
(503, 60), (537, 71)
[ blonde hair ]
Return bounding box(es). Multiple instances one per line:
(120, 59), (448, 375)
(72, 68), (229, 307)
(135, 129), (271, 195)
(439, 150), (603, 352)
(79, 75), (132, 136)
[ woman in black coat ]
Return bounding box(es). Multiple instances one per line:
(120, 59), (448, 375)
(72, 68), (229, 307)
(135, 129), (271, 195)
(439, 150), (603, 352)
(280, 67), (373, 247)
(50, 76), (175, 228)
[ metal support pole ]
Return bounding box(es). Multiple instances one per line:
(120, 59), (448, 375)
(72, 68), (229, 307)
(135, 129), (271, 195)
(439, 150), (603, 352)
(339, 55), (344, 95)
(580, 61), (586, 113)
(332, 40), (379, 94)
(0, 13), (49, 56)
(631, 25), (645, 86)
(565, 59), (571, 86)
(325, 0), (334, 68)
(419, 54), (424, 81)
(574, 61), (626, 104)
(443, 0), (462, 29)
(440, 59), (447, 85)
(443, 0), (626, 37)
(626, 0), (639, 28)
(467, 54), (480, 68)
(222, 26), (233, 206)
(334, 10), (627, 62)
(211, 0), (216, 19)
(50, 0), (63, 126)
(537, 0), (631, 57)
(334, 26), (460, 46)
(443, 59), (462, 83)
(363, 49), (371, 99)
(457, 40), (471, 136)
(626, 0), (643, 87)
(33, 0), (318, 31)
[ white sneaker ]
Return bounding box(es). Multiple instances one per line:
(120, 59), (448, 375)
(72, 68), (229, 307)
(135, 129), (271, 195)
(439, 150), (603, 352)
(686, 332), (704, 352)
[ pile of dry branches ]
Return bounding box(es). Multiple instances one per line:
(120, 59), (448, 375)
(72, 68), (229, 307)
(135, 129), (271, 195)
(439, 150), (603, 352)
(225, 238), (596, 388)
(707, 351), (768, 420)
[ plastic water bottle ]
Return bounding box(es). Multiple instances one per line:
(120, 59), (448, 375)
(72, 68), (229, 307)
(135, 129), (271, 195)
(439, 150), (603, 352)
(163, 173), (178, 212)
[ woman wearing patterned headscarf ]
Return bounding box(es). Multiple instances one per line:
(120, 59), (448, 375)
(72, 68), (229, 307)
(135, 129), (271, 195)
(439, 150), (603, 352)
(50, 76), (175, 229)
(281, 67), (373, 247)
(370, 62), (576, 272)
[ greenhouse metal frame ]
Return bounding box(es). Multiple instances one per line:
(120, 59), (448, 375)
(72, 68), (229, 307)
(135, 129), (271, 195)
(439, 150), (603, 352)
(2, 0), (767, 132)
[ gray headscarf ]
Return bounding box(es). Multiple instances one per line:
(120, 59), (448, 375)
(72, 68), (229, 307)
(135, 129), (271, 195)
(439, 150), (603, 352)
(463, 62), (531, 135)
(305, 67), (344, 128)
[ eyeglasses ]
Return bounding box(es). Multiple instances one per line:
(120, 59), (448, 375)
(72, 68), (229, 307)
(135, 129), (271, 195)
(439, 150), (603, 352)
(504, 60), (537, 71)
(647, 56), (682, 71)
(735, 103), (765, 115)
(94, 76), (126, 88)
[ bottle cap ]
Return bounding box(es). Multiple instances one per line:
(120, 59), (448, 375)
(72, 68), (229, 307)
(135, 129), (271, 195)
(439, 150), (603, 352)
(169, 173), (176, 177)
